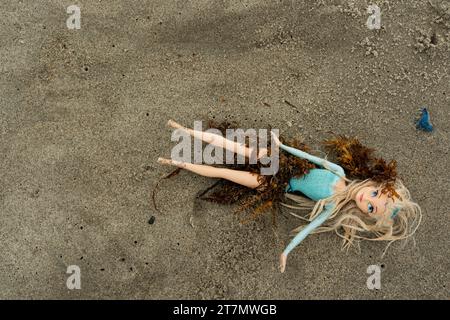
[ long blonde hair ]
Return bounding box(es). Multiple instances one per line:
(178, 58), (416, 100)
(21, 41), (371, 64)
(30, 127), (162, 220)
(282, 179), (422, 257)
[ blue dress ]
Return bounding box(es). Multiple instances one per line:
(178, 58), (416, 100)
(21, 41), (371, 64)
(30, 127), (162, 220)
(288, 168), (342, 201)
(279, 143), (346, 256)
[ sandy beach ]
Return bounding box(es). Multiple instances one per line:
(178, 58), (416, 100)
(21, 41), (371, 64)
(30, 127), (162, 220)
(0, 0), (449, 299)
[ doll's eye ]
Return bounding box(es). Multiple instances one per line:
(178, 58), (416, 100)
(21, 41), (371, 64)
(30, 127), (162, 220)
(371, 190), (379, 197)
(368, 203), (374, 213)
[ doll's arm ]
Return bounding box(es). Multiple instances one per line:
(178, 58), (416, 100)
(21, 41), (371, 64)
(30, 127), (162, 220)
(279, 143), (345, 178)
(282, 204), (334, 256)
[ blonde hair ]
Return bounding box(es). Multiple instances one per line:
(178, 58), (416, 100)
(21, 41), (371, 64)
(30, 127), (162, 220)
(282, 178), (422, 257)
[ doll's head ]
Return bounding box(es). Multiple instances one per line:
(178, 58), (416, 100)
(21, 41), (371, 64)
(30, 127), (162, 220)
(354, 183), (398, 220)
(287, 178), (422, 254)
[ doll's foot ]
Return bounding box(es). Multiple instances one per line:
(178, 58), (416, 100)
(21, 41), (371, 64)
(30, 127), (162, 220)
(157, 157), (186, 168)
(167, 119), (184, 130)
(157, 157), (172, 165)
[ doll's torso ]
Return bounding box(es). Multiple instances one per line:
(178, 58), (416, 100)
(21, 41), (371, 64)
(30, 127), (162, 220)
(287, 168), (344, 201)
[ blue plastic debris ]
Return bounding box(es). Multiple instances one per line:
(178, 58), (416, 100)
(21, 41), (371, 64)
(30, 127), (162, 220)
(416, 107), (433, 132)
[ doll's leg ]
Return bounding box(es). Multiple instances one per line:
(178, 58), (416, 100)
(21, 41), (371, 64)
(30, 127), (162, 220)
(167, 120), (267, 160)
(157, 157), (261, 189)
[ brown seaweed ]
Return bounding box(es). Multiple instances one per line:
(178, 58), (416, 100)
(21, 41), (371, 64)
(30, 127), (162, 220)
(322, 135), (399, 199)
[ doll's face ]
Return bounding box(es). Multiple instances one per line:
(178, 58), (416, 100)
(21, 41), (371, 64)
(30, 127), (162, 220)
(355, 186), (393, 218)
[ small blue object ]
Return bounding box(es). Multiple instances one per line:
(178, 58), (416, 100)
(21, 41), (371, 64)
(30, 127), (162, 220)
(416, 107), (433, 132)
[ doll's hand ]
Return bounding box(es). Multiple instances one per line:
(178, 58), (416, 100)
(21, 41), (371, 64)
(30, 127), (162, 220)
(270, 131), (281, 147)
(279, 253), (287, 273)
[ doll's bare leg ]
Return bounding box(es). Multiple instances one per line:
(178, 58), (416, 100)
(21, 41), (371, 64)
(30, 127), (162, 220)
(167, 120), (268, 160)
(157, 157), (261, 189)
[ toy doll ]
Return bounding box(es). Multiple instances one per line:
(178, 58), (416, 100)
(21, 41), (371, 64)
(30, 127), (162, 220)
(157, 120), (422, 273)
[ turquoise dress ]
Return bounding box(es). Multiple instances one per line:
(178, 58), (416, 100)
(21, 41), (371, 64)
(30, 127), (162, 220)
(279, 143), (346, 256)
(288, 169), (342, 201)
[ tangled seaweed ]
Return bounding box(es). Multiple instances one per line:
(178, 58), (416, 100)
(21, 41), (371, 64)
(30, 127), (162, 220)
(322, 134), (399, 199)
